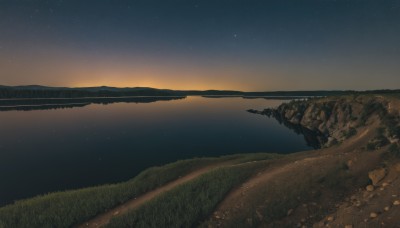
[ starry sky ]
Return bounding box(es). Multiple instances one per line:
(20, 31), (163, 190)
(1, 0), (400, 91)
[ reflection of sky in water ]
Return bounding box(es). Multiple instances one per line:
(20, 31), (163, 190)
(0, 97), (310, 206)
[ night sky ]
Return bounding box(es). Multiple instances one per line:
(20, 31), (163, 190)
(1, 0), (400, 90)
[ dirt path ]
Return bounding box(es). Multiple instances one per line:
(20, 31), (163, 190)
(76, 163), (229, 228)
(210, 130), (373, 221)
(209, 154), (331, 222)
(206, 125), (381, 227)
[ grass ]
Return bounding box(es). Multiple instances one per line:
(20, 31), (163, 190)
(0, 153), (279, 228)
(106, 161), (267, 228)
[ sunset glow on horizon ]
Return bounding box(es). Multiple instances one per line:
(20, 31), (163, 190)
(1, 1), (400, 91)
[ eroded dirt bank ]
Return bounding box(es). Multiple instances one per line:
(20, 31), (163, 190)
(206, 95), (400, 227)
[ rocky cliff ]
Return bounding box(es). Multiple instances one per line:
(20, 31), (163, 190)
(250, 95), (400, 149)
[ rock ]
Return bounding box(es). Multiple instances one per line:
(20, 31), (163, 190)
(287, 208), (294, 216)
(382, 182), (389, 187)
(326, 137), (338, 147)
(368, 168), (386, 186)
(246, 218), (253, 226)
(395, 163), (400, 172)
(366, 185), (374, 192)
(327, 216), (334, 222)
(370, 212), (378, 218)
(347, 160), (353, 168)
(393, 200), (400, 206)
(256, 210), (263, 220)
(368, 193), (375, 199)
(345, 225), (353, 228)
(384, 206), (390, 211)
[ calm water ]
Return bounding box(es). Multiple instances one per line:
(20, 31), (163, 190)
(0, 97), (313, 206)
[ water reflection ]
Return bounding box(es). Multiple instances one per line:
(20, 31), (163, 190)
(0, 96), (185, 111)
(247, 109), (327, 149)
(0, 97), (313, 206)
(269, 115), (326, 149)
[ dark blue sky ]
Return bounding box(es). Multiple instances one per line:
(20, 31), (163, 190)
(1, 0), (399, 90)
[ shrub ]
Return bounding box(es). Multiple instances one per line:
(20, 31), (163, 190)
(343, 127), (357, 139)
(366, 142), (376, 151)
(359, 100), (386, 125)
(387, 143), (400, 158)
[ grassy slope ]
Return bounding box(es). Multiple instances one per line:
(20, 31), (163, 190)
(0, 153), (279, 228)
(106, 161), (270, 228)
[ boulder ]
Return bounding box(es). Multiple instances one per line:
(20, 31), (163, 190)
(368, 168), (386, 186)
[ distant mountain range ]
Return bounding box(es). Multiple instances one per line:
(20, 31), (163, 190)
(0, 85), (399, 99)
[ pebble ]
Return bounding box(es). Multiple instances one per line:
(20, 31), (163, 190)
(384, 206), (390, 211)
(382, 182), (389, 187)
(368, 193), (375, 199)
(287, 209), (294, 216)
(370, 212), (378, 218)
(327, 216), (334, 222)
(366, 185), (374, 191)
(393, 200), (400, 206)
(345, 225), (353, 228)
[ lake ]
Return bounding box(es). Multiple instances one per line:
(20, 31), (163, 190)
(0, 96), (314, 206)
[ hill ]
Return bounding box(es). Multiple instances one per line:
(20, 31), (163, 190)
(2, 84), (400, 99)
